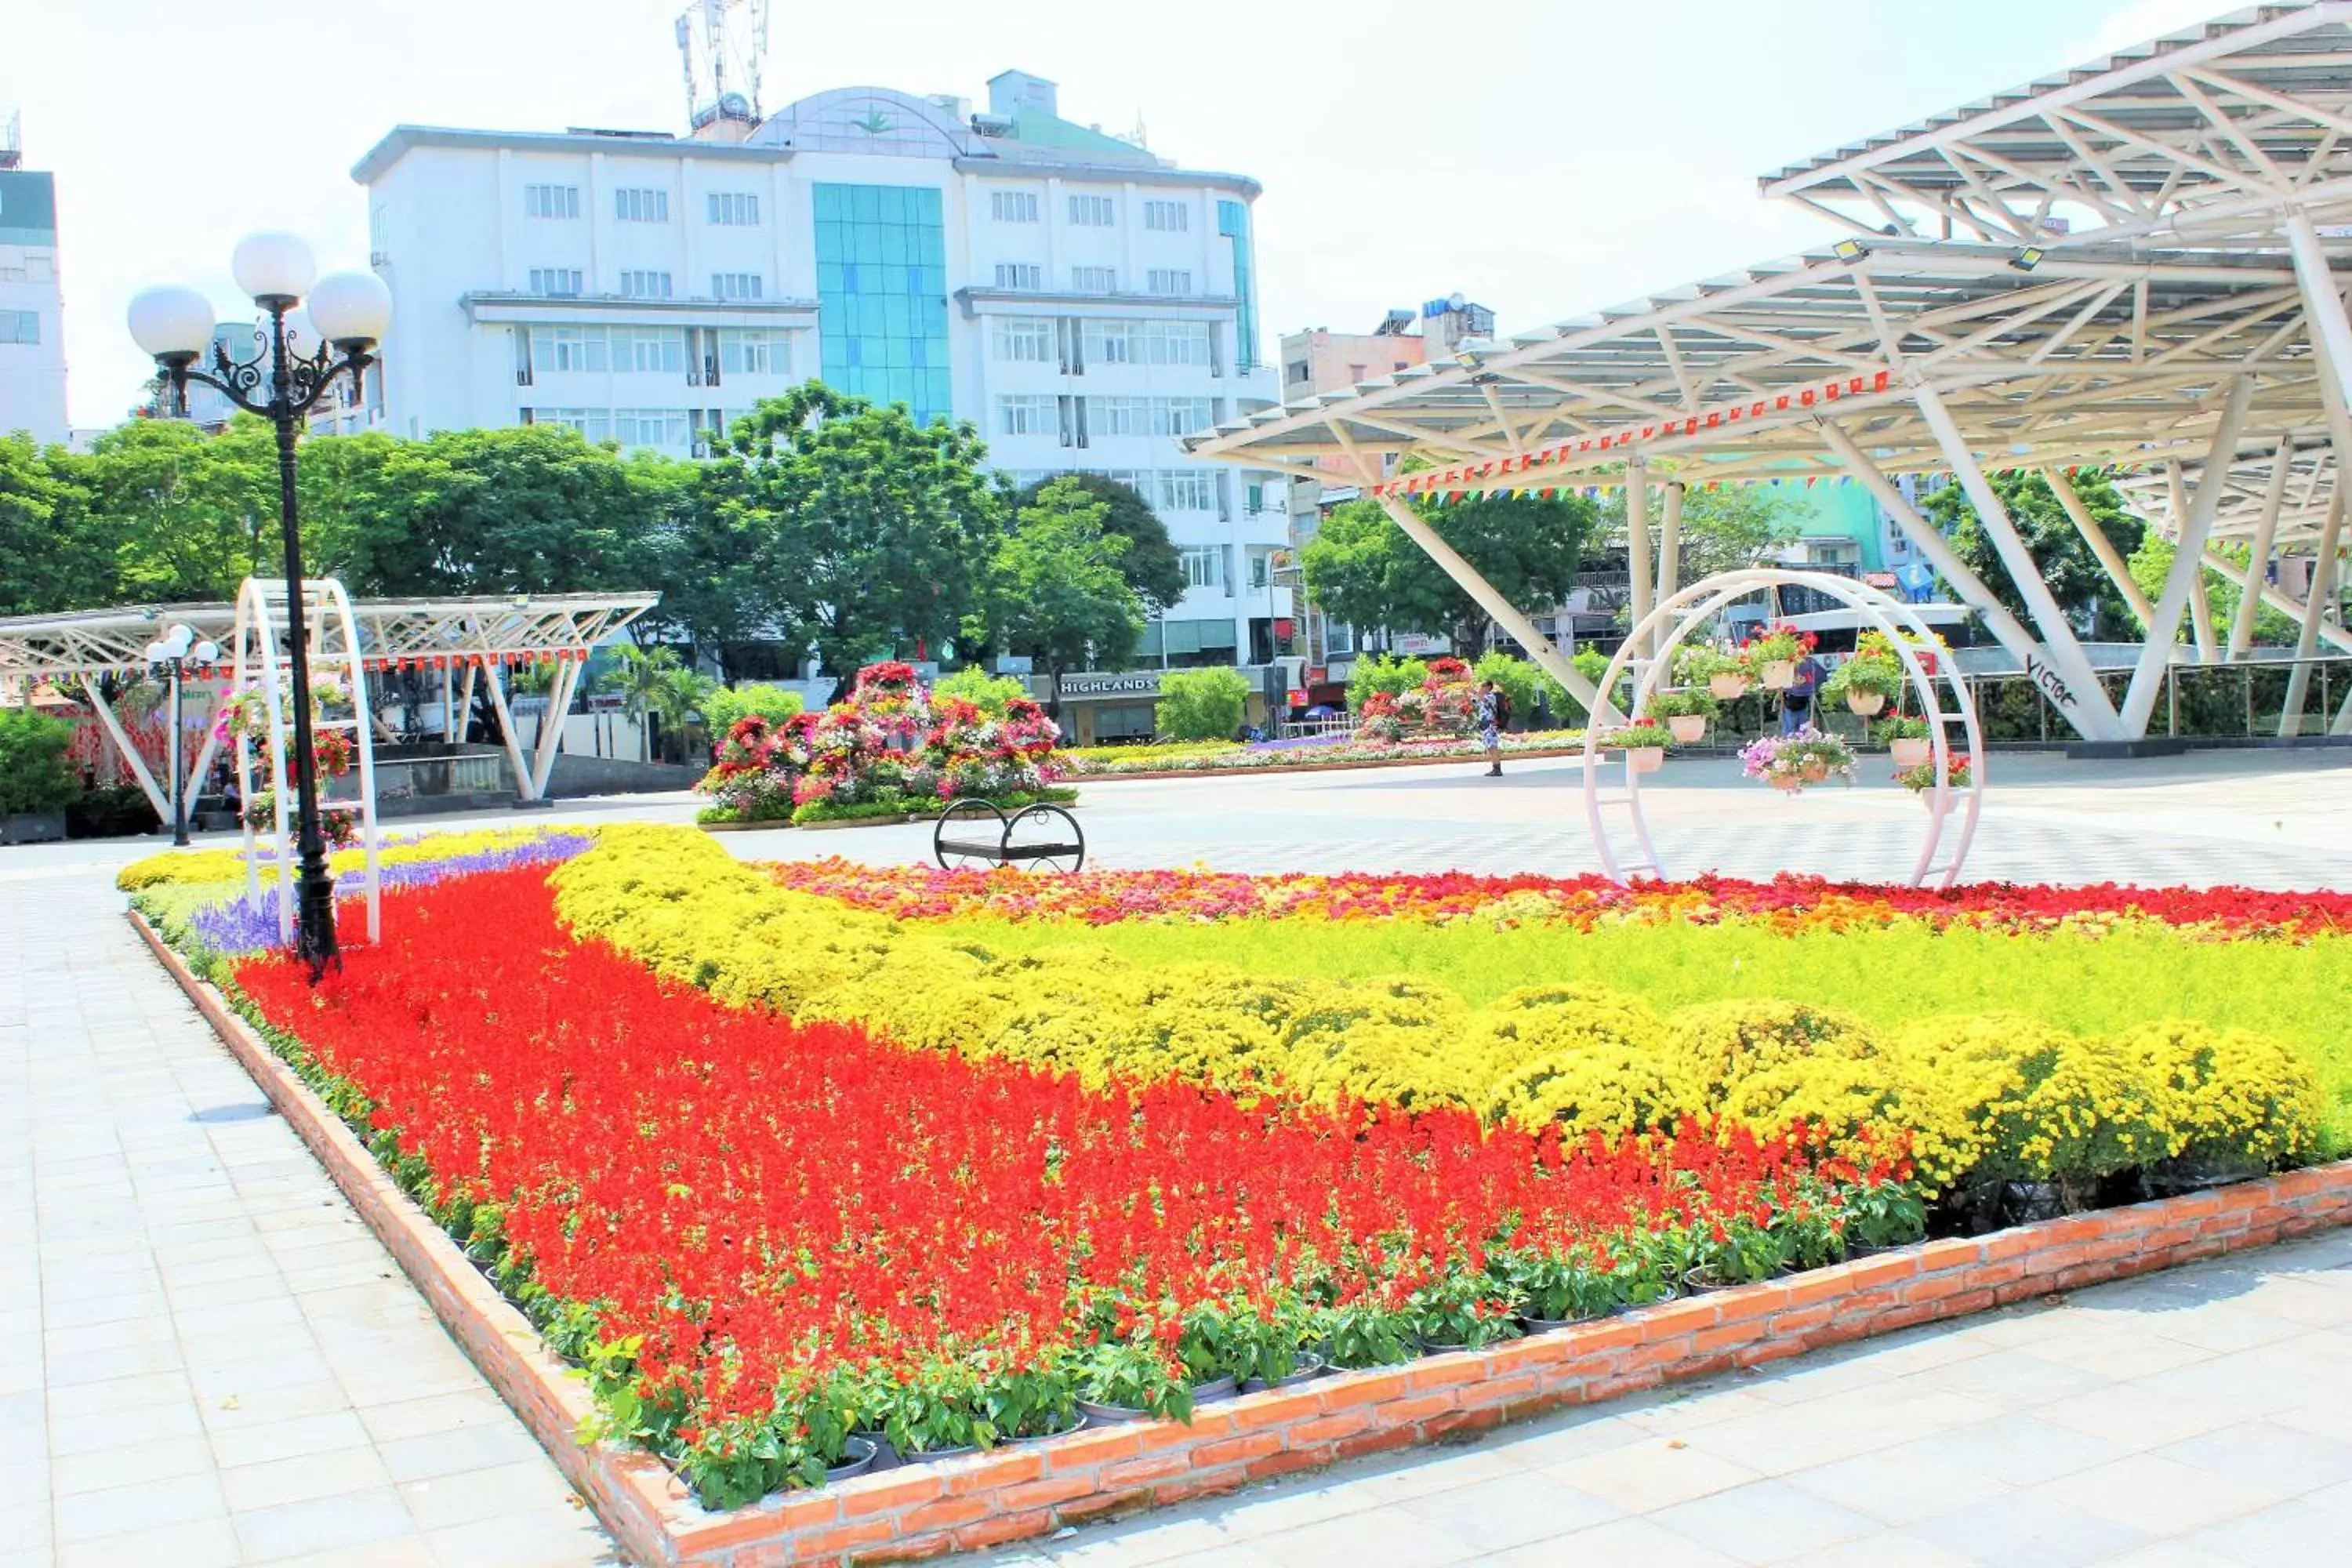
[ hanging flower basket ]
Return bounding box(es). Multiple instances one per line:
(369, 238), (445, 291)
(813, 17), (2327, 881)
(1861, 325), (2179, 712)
(1666, 714), (1706, 744)
(1890, 737), (1931, 768)
(1846, 691), (1888, 717)
(1740, 625), (1815, 692)
(1709, 673), (1751, 700)
(1899, 755), (1971, 803)
(1597, 722), (1671, 774)
(1672, 645), (1751, 703)
(1759, 660), (1798, 691)
(1639, 688), (1718, 748)
(1739, 726), (1855, 796)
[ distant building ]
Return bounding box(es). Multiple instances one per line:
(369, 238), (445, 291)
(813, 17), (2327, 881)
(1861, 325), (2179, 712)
(350, 66), (1287, 708)
(0, 115), (67, 447)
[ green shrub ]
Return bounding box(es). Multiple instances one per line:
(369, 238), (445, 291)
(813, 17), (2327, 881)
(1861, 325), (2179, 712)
(699, 684), (805, 735)
(1345, 655), (1431, 713)
(1156, 667), (1250, 741)
(0, 707), (78, 815)
(934, 668), (1033, 714)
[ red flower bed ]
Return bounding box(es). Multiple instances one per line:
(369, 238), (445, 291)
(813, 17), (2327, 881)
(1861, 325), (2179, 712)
(231, 865), (1889, 1509)
(767, 857), (2352, 938)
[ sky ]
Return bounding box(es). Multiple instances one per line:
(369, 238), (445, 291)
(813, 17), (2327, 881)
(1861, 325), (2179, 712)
(5, 0), (2222, 430)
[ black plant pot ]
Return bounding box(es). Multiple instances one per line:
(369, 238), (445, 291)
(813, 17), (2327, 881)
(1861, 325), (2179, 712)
(1004, 1409), (1091, 1446)
(826, 1436), (880, 1483)
(1240, 1356), (1329, 1393)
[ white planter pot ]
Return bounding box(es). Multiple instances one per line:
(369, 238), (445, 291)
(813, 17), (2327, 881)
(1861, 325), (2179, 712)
(1889, 737), (1931, 768)
(1846, 691), (1887, 717)
(1666, 714), (1707, 744)
(1629, 746), (1665, 775)
(1760, 660), (1798, 691)
(1708, 673), (1751, 701)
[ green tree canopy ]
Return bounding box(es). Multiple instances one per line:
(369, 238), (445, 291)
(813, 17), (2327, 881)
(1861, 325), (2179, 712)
(710, 384), (1002, 688)
(310, 424), (656, 597)
(0, 434), (114, 617)
(1922, 470), (2145, 636)
(2126, 536), (2301, 648)
(85, 416), (279, 603)
(1602, 481), (1801, 580)
(1012, 471), (1187, 615)
(977, 476), (1145, 701)
(1301, 492), (1595, 650)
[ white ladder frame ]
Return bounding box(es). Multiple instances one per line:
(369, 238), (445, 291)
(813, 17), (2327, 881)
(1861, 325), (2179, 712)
(231, 576), (382, 945)
(1581, 568), (1986, 890)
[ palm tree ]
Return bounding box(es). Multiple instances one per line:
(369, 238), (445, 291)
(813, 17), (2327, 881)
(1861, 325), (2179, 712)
(600, 644), (708, 762)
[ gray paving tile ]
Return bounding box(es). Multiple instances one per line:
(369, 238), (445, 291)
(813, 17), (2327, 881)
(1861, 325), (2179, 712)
(1392, 1470), (1621, 1553)
(1649, 1477), (1880, 1561)
(1908, 1486), (2150, 1566)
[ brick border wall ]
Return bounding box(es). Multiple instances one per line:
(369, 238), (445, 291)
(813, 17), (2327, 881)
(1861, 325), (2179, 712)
(135, 910), (2352, 1568)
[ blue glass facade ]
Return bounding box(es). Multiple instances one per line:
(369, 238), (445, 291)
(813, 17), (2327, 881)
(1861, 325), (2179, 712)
(813, 183), (952, 424)
(1218, 198), (1259, 372)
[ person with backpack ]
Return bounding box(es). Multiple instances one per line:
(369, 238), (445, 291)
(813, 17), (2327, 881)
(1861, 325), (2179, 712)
(1477, 679), (1512, 775)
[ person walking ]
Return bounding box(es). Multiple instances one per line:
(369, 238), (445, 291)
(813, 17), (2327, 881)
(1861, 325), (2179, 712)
(1476, 679), (1511, 775)
(1780, 651), (1826, 735)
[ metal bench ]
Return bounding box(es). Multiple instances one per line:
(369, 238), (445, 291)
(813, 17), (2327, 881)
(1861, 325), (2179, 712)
(933, 800), (1085, 873)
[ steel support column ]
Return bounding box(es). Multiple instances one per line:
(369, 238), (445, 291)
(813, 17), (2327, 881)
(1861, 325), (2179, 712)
(2286, 211), (2352, 416)
(77, 675), (172, 823)
(2120, 376), (2256, 737)
(2039, 465), (2153, 629)
(1625, 458), (1653, 654)
(1910, 387), (2126, 739)
(1338, 424), (1612, 720)
(2281, 490), (2347, 733)
(477, 665), (536, 803)
(1819, 422), (2117, 740)
(2229, 439), (2295, 658)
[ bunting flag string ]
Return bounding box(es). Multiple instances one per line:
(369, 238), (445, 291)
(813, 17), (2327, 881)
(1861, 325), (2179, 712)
(1372, 368), (1894, 501)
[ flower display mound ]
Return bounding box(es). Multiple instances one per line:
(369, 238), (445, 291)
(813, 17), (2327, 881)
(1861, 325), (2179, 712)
(225, 858), (1889, 1512)
(696, 659), (1065, 826)
(1058, 727), (1588, 778)
(556, 829), (2332, 1193)
(1356, 655), (1477, 742)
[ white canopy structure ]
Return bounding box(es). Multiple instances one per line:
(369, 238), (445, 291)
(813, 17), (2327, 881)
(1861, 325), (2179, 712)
(0, 590), (657, 825)
(1190, 2), (2352, 746)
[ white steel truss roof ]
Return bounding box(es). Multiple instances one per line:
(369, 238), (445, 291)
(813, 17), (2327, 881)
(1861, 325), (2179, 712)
(1759, 2), (2352, 247)
(1188, 238), (2337, 494)
(0, 592), (657, 681)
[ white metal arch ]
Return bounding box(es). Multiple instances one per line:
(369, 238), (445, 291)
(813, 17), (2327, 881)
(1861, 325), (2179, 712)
(231, 578), (382, 946)
(1579, 568), (1986, 890)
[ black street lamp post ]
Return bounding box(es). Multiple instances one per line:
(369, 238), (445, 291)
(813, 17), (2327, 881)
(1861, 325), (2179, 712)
(143, 623), (221, 848)
(129, 234), (391, 979)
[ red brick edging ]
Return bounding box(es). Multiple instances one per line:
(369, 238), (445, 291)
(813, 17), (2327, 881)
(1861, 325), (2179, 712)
(133, 909), (2352, 1566)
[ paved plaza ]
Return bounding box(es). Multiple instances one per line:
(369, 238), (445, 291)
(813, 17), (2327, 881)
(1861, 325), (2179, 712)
(3, 746), (2349, 1566)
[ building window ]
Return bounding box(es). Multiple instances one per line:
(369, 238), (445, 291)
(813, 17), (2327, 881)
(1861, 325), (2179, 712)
(719, 328), (786, 376)
(528, 267), (584, 297)
(1179, 546), (1226, 590)
(614, 187), (669, 223)
(615, 326), (686, 374)
(994, 263), (1042, 291)
(707, 191), (760, 226)
(1218, 198), (1260, 368)
(619, 270), (673, 299)
(1287, 361), (1310, 383)
(1159, 470), (1218, 513)
(814, 183), (953, 427)
(1146, 269), (1193, 296)
(990, 190), (1039, 223)
(1141, 615), (1240, 668)
(0, 310), (38, 346)
(1071, 266), (1116, 293)
(528, 325), (608, 373)
(996, 395), (1057, 437)
(1083, 318), (1211, 367)
(1067, 194), (1115, 227)
(534, 406), (611, 442)
(711, 271), (764, 300)
(614, 408), (692, 448)
(1089, 397), (1214, 437)
(524, 184), (579, 220)
(990, 317), (1055, 361)
(1143, 200), (1189, 232)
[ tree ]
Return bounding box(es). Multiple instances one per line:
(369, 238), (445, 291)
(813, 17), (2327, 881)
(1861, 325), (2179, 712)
(1156, 666), (1249, 741)
(312, 424), (655, 597)
(1301, 492), (1595, 650)
(712, 384), (1002, 691)
(599, 644), (707, 762)
(85, 416), (278, 603)
(0, 435), (114, 616)
(978, 477), (1145, 706)
(700, 683), (806, 735)
(933, 667), (1031, 714)
(2126, 536), (2300, 647)
(1604, 482), (1801, 580)
(1012, 472), (1187, 614)
(1922, 470), (2145, 636)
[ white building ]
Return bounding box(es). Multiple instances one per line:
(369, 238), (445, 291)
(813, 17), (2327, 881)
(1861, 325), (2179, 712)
(350, 71), (1289, 711)
(0, 119), (68, 448)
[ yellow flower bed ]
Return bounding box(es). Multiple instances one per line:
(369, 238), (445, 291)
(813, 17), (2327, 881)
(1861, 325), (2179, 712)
(117, 826), (589, 892)
(551, 826), (2325, 1191)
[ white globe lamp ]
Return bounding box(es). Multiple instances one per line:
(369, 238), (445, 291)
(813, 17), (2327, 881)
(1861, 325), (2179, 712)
(126, 285), (216, 366)
(309, 271), (392, 351)
(231, 230), (318, 304)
